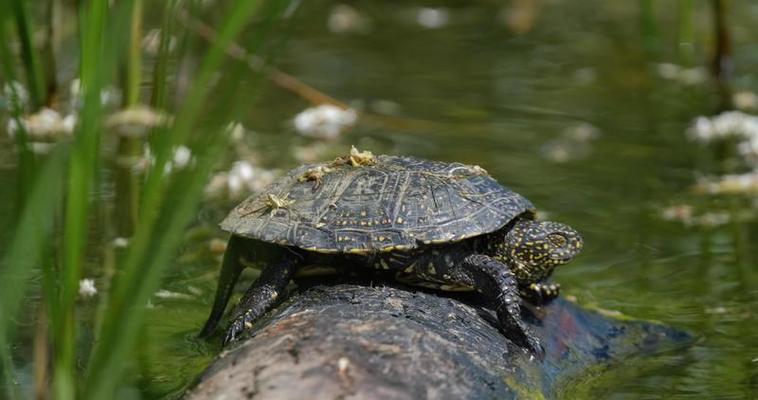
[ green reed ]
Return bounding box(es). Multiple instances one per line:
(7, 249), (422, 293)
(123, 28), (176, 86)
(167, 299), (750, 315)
(0, 0), (293, 398)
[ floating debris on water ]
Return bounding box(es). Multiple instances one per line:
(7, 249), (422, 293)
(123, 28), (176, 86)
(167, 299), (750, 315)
(79, 278), (98, 298)
(293, 104), (358, 140)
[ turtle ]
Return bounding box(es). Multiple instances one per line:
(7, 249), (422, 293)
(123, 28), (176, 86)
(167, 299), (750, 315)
(199, 148), (583, 357)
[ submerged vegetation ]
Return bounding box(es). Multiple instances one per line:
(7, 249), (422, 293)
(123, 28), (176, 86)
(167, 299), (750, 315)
(0, 0), (757, 398)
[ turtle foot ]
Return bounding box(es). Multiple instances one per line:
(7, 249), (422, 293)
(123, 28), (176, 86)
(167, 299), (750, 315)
(223, 310), (255, 346)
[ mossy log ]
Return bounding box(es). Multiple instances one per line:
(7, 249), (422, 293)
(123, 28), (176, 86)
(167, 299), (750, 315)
(185, 283), (691, 399)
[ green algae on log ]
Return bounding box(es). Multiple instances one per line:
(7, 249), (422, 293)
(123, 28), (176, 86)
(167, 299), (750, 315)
(186, 284), (692, 399)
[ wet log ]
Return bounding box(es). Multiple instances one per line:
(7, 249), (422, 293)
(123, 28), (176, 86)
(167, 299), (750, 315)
(185, 283), (692, 399)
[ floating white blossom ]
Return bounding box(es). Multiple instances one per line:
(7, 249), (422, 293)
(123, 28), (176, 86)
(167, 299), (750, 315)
(656, 63), (707, 85)
(142, 29), (177, 55)
(687, 111), (758, 143)
(694, 171), (758, 195)
(226, 121), (246, 143)
(172, 145), (193, 170)
(205, 160), (277, 200)
(106, 105), (173, 138)
(154, 289), (193, 300)
(293, 104), (357, 140)
(6, 107), (75, 139)
(69, 78), (122, 109)
(540, 122), (600, 163)
(327, 4), (371, 34)
(79, 278), (97, 298)
(416, 7), (449, 29)
(134, 144), (194, 174)
(733, 91), (758, 111)
(113, 237), (130, 248)
(660, 204), (731, 227)
(688, 111), (758, 167)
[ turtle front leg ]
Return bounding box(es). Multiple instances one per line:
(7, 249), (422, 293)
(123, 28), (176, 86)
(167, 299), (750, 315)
(199, 235), (249, 338)
(460, 254), (544, 359)
(520, 282), (560, 306)
(224, 253), (302, 345)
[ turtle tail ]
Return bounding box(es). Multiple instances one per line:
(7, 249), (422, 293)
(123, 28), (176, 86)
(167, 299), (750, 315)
(198, 235), (248, 338)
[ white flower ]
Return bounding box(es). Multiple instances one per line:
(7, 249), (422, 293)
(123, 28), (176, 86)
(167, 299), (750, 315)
(79, 279), (97, 298)
(293, 104), (357, 139)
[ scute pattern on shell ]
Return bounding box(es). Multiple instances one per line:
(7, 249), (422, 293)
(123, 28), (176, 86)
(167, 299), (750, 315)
(221, 155), (535, 254)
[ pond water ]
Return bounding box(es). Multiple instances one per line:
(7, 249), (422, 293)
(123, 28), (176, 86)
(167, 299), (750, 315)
(4, 1), (758, 398)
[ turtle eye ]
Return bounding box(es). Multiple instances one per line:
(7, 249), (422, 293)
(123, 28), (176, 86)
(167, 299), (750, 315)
(547, 233), (567, 248)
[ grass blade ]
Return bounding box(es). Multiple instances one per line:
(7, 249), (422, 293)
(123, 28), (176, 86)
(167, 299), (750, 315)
(10, 0), (46, 108)
(83, 1), (293, 397)
(0, 146), (69, 400)
(54, 1), (134, 398)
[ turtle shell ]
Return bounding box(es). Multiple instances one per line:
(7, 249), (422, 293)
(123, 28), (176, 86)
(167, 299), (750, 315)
(221, 155), (535, 254)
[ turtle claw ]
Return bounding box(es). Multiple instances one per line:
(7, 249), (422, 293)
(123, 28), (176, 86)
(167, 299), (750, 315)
(522, 283), (560, 306)
(524, 334), (545, 361)
(223, 310), (253, 346)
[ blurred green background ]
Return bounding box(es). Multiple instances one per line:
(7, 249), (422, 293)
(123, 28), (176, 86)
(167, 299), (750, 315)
(1, 0), (757, 398)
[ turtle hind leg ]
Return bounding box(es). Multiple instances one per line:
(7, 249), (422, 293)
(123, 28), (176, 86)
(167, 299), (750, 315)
(223, 252), (303, 345)
(199, 235), (249, 338)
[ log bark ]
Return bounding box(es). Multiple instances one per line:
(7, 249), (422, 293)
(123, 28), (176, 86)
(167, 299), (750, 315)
(185, 283), (691, 400)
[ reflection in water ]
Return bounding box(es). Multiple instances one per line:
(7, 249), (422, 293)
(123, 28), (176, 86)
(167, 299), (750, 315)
(2, 1), (757, 398)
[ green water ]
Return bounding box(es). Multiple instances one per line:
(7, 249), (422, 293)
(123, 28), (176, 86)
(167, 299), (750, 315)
(5, 1), (758, 398)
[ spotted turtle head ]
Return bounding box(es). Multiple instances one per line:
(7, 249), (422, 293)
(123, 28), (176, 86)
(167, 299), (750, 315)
(497, 219), (583, 284)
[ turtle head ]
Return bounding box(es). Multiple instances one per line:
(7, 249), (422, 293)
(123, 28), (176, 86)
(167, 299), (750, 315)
(498, 219), (583, 284)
